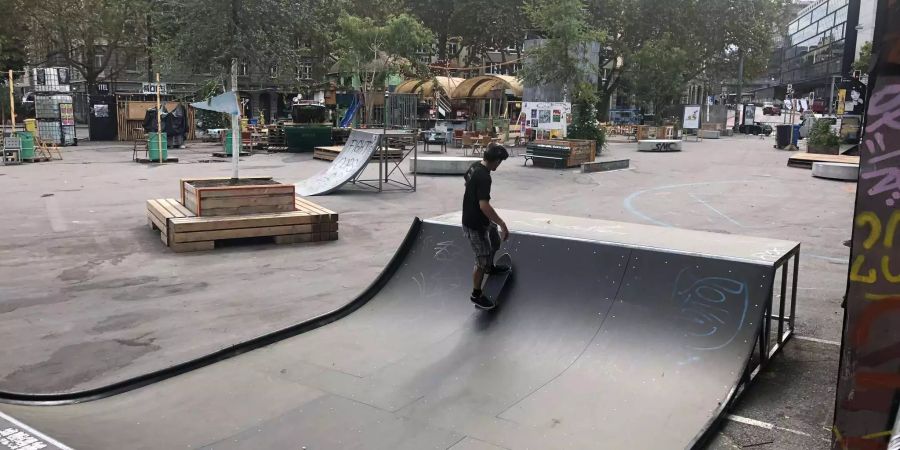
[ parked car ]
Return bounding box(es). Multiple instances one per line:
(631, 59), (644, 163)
(762, 102), (781, 115)
(811, 99), (827, 114)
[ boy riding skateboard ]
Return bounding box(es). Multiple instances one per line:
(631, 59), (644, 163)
(462, 144), (511, 308)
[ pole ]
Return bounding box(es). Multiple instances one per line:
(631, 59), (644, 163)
(735, 49), (744, 132)
(155, 73), (163, 163)
(829, 76), (837, 115)
(230, 58), (240, 180)
(8, 70), (16, 134)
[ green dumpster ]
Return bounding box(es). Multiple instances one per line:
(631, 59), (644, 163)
(285, 125), (332, 152)
(224, 130), (243, 155)
(147, 132), (168, 161)
(17, 132), (35, 160)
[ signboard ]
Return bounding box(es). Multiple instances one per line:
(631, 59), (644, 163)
(141, 83), (168, 95)
(59, 103), (75, 126)
(522, 101), (571, 138)
(743, 104), (756, 125)
(683, 105), (701, 129)
(839, 79), (867, 116)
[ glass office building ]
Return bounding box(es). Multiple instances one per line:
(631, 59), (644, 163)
(774, 0), (859, 98)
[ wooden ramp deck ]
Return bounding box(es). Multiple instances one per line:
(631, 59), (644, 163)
(788, 152), (860, 169)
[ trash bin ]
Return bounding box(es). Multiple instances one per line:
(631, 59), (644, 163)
(776, 125), (792, 149)
(792, 124), (802, 147)
(224, 130), (243, 155)
(17, 131), (36, 159)
(147, 132), (168, 161)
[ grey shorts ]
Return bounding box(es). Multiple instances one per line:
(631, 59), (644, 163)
(463, 223), (501, 268)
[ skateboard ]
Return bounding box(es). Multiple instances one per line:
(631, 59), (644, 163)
(475, 253), (513, 310)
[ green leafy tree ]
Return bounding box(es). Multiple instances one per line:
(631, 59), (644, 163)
(0, 0), (27, 73)
(519, 0), (603, 100)
(622, 36), (691, 115)
(584, 0), (784, 117)
(452, 0), (528, 70)
(17, 0), (148, 94)
(405, 0), (457, 61)
(335, 13), (433, 122)
(152, 0), (340, 87)
(852, 41), (873, 72)
(520, 0), (606, 148)
(335, 13), (434, 91)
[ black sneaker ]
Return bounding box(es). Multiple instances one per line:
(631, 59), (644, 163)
(485, 264), (511, 275)
(470, 294), (495, 310)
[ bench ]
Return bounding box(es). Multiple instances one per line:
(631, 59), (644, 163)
(523, 149), (565, 167)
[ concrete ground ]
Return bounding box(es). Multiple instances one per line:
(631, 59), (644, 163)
(0, 134), (850, 448)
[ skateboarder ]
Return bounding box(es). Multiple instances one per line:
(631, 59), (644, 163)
(462, 144), (510, 308)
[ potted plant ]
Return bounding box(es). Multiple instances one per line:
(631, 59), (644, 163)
(806, 119), (841, 154)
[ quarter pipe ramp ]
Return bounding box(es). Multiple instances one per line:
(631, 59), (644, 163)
(0, 211), (799, 449)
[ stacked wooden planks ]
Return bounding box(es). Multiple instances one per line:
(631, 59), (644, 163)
(313, 145), (404, 162)
(147, 196), (338, 252)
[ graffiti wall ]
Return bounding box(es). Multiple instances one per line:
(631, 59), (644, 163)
(833, 0), (900, 449)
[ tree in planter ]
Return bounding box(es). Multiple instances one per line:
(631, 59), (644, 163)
(568, 85), (606, 150)
(807, 119), (841, 153)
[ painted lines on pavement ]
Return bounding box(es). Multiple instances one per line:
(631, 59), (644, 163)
(726, 414), (824, 440)
(0, 410), (73, 450)
(794, 335), (841, 346)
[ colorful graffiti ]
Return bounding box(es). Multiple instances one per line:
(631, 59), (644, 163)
(833, 1), (900, 448)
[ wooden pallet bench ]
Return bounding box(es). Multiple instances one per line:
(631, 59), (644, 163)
(147, 197), (338, 252)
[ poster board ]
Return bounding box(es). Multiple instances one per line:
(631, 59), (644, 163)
(522, 102), (572, 138)
(683, 105), (701, 129)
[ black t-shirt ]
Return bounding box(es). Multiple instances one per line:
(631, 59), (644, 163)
(463, 162), (492, 229)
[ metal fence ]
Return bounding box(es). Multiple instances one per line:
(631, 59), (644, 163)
(385, 93), (417, 130)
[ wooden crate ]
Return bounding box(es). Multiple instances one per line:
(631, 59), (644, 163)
(147, 196), (338, 252)
(179, 177), (296, 217)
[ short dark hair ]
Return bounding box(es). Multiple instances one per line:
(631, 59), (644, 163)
(483, 144), (509, 162)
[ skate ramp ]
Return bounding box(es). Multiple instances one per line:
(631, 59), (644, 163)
(0, 211), (799, 449)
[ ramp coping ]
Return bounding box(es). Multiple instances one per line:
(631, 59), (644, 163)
(428, 210), (800, 266)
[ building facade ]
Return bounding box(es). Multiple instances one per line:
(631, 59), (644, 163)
(770, 0), (876, 101)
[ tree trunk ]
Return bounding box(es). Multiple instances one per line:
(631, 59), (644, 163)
(437, 31), (448, 62)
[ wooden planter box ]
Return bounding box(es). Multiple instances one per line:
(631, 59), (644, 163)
(180, 177), (296, 217)
(532, 139), (597, 168)
(807, 144), (840, 155)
